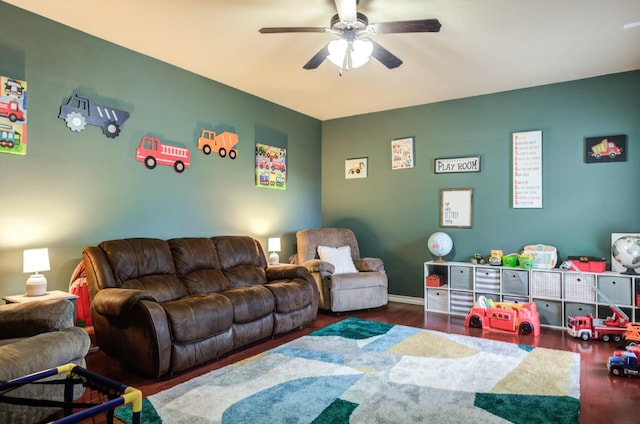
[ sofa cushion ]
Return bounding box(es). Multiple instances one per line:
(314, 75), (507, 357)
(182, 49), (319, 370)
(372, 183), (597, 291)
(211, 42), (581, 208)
(265, 280), (316, 313)
(99, 238), (187, 302)
(213, 236), (268, 287)
(162, 293), (233, 344)
(168, 238), (230, 294)
(220, 286), (275, 324)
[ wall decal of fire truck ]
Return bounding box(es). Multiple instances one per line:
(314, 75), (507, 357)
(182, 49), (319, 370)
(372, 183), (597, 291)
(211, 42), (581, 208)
(135, 136), (190, 173)
(0, 75), (27, 156)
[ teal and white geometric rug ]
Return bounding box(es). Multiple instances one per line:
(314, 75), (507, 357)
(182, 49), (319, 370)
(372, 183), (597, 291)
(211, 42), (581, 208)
(144, 318), (580, 423)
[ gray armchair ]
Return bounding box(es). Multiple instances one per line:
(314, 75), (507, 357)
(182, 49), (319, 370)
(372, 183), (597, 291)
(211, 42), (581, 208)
(0, 299), (91, 424)
(296, 228), (388, 312)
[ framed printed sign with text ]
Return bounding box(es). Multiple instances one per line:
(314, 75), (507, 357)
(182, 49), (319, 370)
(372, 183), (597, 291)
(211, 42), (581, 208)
(512, 130), (542, 208)
(434, 156), (481, 174)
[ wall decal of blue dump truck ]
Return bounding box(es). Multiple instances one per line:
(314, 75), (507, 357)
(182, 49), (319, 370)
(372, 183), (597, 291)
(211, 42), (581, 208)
(59, 94), (130, 138)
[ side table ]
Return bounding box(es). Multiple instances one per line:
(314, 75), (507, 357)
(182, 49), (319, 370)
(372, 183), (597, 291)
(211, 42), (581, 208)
(4, 290), (79, 317)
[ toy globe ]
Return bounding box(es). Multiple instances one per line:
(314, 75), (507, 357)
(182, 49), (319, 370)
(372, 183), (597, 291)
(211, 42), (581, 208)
(612, 235), (640, 274)
(427, 232), (453, 263)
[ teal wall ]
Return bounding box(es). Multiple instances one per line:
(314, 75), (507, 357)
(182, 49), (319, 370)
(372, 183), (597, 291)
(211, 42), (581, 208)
(1, 3), (638, 303)
(0, 3), (322, 297)
(322, 71), (640, 298)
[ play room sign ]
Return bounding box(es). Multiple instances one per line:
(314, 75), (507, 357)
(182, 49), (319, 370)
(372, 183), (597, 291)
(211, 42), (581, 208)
(434, 156), (481, 174)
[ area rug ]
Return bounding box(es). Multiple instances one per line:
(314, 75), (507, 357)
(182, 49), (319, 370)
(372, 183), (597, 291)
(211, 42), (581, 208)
(144, 317), (580, 423)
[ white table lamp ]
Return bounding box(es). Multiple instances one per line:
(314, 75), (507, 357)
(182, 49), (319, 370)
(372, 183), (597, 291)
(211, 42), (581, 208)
(267, 237), (281, 266)
(23, 248), (50, 296)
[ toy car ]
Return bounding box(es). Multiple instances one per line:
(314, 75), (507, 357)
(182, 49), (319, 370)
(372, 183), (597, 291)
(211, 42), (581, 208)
(465, 295), (540, 336)
(608, 350), (639, 377)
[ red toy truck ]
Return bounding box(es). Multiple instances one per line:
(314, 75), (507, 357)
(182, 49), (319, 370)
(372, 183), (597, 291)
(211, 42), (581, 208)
(465, 296), (540, 336)
(567, 306), (628, 342)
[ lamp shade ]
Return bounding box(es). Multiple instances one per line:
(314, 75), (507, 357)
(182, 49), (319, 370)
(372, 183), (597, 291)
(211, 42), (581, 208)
(268, 238), (281, 252)
(23, 248), (50, 273)
(328, 37), (373, 70)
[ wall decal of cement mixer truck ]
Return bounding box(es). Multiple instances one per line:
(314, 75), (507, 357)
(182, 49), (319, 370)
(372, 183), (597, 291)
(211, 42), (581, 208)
(59, 94), (130, 138)
(198, 129), (238, 159)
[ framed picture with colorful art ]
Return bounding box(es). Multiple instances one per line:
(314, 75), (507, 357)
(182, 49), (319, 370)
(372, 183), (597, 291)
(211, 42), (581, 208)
(391, 136), (414, 170)
(0, 75), (27, 156)
(584, 134), (627, 163)
(255, 143), (286, 190)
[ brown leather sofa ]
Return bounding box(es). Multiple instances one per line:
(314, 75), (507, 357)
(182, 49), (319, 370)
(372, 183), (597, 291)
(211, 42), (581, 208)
(82, 236), (318, 377)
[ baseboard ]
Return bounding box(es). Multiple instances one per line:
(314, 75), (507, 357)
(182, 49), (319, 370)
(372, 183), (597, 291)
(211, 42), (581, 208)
(388, 294), (424, 306)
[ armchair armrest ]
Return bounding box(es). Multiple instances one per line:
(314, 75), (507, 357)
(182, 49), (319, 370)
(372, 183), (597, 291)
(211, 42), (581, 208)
(301, 259), (335, 274)
(0, 300), (74, 339)
(354, 258), (385, 272)
(92, 288), (155, 319)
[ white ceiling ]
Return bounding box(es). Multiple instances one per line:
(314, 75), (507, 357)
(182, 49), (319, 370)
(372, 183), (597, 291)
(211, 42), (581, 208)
(5, 0), (640, 120)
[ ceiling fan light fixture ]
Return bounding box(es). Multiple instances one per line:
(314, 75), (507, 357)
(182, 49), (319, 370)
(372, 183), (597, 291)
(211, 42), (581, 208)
(327, 37), (373, 70)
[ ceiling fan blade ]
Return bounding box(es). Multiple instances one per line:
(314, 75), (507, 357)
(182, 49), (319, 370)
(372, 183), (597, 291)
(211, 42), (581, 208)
(370, 40), (403, 69)
(335, 0), (357, 23)
(303, 44), (330, 69)
(259, 27), (327, 34)
(371, 19), (441, 34)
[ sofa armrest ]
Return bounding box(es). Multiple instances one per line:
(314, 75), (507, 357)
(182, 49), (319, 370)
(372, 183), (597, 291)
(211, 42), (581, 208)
(266, 264), (313, 281)
(92, 288), (156, 319)
(301, 259), (335, 274)
(354, 258), (385, 272)
(0, 300), (74, 339)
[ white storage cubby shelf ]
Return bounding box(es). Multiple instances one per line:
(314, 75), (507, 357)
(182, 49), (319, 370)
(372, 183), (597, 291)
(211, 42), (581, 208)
(424, 261), (640, 329)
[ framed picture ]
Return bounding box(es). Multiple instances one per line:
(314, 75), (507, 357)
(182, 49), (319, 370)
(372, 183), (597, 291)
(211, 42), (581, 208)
(585, 135), (627, 163)
(440, 188), (473, 228)
(391, 137), (414, 170)
(434, 156), (481, 174)
(255, 143), (286, 190)
(513, 130), (543, 208)
(345, 157), (367, 179)
(0, 75), (27, 156)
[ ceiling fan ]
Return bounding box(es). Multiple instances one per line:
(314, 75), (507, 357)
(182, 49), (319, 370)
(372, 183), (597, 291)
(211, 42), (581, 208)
(259, 0), (441, 72)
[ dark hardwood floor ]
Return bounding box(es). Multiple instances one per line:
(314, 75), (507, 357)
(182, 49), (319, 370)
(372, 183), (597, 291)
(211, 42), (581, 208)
(83, 302), (640, 424)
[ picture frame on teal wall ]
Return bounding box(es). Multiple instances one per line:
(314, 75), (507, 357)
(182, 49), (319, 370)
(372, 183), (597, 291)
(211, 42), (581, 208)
(255, 143), (287, 189)
(0, 75), (27, 156)
(434, 156), (481, 174)
(440, 188), (473, 228)
(345, 157), (367, 179)
(513, 130), (543, 209)
(391, 136), (414, 170)
(584, 134), (627, 163)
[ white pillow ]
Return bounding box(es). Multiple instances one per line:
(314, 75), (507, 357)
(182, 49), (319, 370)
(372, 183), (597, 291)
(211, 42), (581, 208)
(317, 245), (358, 275)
